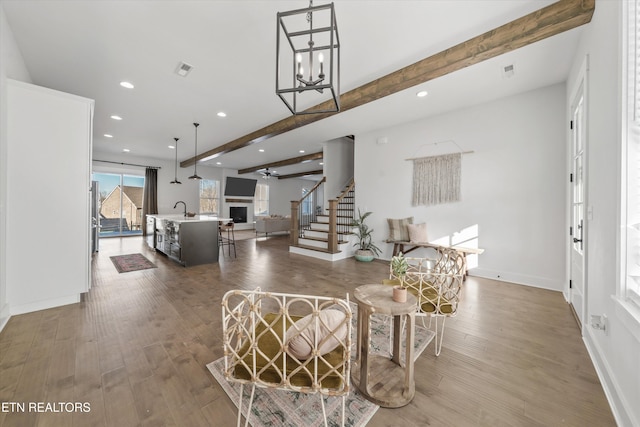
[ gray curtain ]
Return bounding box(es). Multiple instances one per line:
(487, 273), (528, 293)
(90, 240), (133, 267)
(412, 153), (461, 206)
(142, 167), (158, 236)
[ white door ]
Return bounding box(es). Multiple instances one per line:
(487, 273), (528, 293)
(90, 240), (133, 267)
(570, 84), (586, 327)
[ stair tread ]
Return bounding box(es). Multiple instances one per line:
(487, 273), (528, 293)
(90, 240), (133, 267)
(308, 227), (350, 233)
(300, 235), (348, 244)
(308, 226), (351, 232)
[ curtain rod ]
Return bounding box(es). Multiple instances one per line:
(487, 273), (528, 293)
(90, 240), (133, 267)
(94, 159), (161, 169)
(404, 140), (473, 161)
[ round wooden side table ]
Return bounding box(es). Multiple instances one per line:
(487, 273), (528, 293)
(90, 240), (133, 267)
(351, 284), (417, 408)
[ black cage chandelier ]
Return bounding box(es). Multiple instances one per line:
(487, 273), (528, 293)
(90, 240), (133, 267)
(276, 1), (340, 115)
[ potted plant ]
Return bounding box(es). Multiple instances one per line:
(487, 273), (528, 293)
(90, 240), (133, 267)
(391, 252), (408, 302)
(351, 209), (382, 262)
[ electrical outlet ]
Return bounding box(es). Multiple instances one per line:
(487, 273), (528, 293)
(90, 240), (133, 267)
(590, 314), (608, 334)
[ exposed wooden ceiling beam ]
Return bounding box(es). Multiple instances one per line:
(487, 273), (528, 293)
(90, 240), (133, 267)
(237, 152), (323, 174)
(181, 0), (594, 167)
(276, 169), (324, 180)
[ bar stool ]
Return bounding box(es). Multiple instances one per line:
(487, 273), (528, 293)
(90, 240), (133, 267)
(218, 221), (236, 257)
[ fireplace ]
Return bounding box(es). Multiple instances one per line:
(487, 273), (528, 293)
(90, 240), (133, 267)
(229, 206), (247, 223)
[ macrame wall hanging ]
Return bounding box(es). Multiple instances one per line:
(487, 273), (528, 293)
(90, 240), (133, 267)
(405, 140), (473, 206)
(411, 153), (461, 206)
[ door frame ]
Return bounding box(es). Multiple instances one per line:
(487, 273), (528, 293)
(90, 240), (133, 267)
(92, 171), (145, 237)
(567, 55), (589, 333)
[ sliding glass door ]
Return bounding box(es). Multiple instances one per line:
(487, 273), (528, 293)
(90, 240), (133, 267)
(92, 172), (145, 237)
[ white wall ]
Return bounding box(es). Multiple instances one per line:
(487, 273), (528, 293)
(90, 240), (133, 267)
(267, 177), (318, 217)
(355, 83), (567, 291)
(0, 4), (32, 329)
(323, 137), (354, 204)
(567, 1), (639, 426)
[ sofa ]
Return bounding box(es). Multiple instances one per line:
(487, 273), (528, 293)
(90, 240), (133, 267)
(255, 216), (291, 236)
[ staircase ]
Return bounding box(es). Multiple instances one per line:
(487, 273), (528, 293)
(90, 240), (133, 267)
(289, 179), (356, 261)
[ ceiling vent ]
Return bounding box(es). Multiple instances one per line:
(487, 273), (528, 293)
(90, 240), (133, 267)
(502, 64), (515, 79)
(176, 61), (194, 77)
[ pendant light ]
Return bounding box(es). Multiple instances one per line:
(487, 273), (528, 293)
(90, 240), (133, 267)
(188, 122), (202, 180)
(170, 137), (182, 184)
(276, 0), (340, 115)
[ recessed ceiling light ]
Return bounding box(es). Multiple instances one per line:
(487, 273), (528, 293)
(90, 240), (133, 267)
(168, 145), (175, 149)
(104, 134), (113, 138)
(319, 162), (324, 165)
(120, 81), (134, 89)
(259, 149), (265, 152)
(416, 90), (428, 98)
(299, 150), (305, 153)
(110, 115), (123, 120)
(122, 148), (130, 152)
(216, 162), (222, 165)
(217, 112), (227, 117)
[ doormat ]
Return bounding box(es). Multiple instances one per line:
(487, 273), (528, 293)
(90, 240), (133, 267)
(109, 253), (156, 273)
(207, 303), (435, 426)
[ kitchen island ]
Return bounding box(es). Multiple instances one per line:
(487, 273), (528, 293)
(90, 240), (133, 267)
(146, 215), (231, 266)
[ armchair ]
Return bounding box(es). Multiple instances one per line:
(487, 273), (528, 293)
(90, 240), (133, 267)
(385, 248), (465, 356)
(221, 289), (352, 427)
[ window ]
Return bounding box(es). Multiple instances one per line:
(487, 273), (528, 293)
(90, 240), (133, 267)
(254, 183), (269, 216)
(621, 0), (640, 311)
(199, 179), (220, 215)
(301, 187), (313, 215)
(92, 172), (144, 237)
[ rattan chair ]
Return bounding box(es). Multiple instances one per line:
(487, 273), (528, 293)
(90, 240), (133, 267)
(385, 248), (465, 356)
(221, 289), (352, 427)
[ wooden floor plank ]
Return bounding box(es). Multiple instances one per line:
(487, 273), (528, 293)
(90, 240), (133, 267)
(101, 366), (140, 427)
(0, 235), (616, 427)
(131, 375), (177, 426)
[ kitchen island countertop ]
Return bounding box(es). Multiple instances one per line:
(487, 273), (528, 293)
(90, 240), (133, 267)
(148, 214), (232, 224)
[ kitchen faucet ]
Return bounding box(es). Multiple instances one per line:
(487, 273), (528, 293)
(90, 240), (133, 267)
(173, 201), (187, 217)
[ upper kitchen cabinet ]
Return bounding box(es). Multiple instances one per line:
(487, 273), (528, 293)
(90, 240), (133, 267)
(6, 79), (94, 314)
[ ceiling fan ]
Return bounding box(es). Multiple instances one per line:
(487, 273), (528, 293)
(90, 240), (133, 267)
(259, 168), (279, 180)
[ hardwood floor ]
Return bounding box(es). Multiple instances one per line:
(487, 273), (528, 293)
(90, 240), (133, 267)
(0, 236), (616, 426)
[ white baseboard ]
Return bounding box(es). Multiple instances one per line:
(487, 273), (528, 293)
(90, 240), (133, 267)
(10, 294), (80, 316)
(0, 302), (10, 333)
(583, 328), (638, 427)
(469, 268), (563, 291)
(289, 246), (352, 262)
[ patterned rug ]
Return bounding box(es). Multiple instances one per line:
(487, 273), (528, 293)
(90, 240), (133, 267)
(207, 303), (435, 427)
(109, 253), (156, 273)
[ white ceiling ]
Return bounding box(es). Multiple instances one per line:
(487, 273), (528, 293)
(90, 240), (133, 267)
(2, 0), (581, 179)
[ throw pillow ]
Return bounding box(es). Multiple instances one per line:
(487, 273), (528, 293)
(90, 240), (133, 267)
(286, 309), (348, 360)
(387, 217), (414, 241)
(407, 223), (428, 243)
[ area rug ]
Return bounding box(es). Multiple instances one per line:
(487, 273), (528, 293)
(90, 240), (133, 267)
(207, 303), (435, 427)
(109, 253), (156, 273)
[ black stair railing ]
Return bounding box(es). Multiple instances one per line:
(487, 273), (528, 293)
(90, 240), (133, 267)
(291, 177), (326, 246)
(328, 179), (355, 253)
